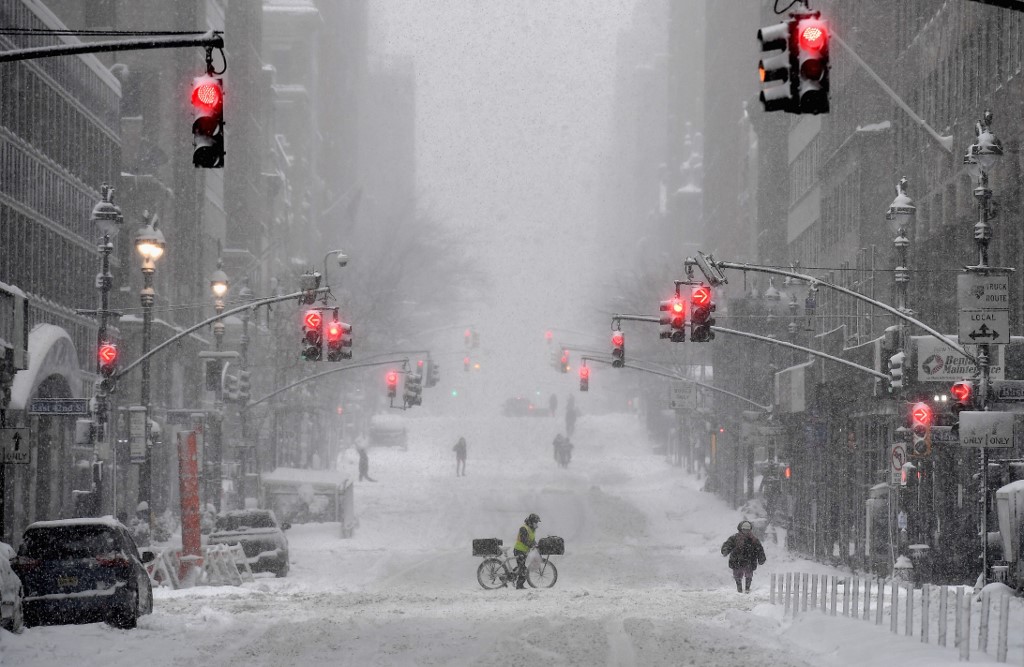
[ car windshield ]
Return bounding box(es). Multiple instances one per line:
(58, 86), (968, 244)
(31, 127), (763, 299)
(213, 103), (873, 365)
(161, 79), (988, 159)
(216, 512), (276, 531)
(22, 525), (119, 559)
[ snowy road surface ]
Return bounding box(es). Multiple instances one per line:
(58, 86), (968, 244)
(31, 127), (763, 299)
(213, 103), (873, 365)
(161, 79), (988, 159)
(1, 412), (999, 666)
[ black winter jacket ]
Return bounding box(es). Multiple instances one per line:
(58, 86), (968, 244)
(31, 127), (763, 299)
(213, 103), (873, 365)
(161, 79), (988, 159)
(721, 531), (767, 570)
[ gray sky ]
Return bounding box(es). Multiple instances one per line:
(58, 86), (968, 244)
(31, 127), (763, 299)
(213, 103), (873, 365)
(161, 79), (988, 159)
(371, 0), (636, 401)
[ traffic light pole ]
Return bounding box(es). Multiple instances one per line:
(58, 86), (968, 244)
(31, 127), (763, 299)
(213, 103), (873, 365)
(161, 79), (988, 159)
(243, 359), (410, 410)
(113, 288), (330, 382)
(693, 259), (975, 363)
(0, 31), (224, 64)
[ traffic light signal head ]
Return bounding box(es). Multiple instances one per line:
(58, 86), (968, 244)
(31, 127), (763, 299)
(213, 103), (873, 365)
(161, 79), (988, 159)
(795, 17), (829, 114)
(386, 370), (399, 398)
(689, 285), (716, 343)
(464, 329), (472, 349)
(888, 352), (906, 392)
(325, 318), (353, 362)
(237, 370), (251, 403)
(302, 310), (323, 361)
(757, 21), (794, 112)
(951, 381), (973, 406)
(98, 342), (118, 377)
(611, 330), (625, 368)
(579, 365), (590, 392)
(404, 372), (423, 407)
(464, 356), (471, 372)
(910, 401), (932, 457)
(426, 360), (440, 387)
(560, 349), (569, 373)
(191, 75), (225, 168)
(659, 296), (686, 342)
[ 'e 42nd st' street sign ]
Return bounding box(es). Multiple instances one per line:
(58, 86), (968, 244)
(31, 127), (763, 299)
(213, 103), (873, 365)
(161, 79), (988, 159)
(28, 398), (90, 415)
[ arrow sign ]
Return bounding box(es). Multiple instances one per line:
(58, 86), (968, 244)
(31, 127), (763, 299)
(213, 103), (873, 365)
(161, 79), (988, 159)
(98, 344), (118, 364)
(959, 309), (1009, 346)
(0, 428), (31, 465)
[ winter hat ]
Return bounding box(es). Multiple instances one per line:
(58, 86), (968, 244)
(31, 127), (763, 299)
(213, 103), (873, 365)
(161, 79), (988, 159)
(738, 520), (753, 531)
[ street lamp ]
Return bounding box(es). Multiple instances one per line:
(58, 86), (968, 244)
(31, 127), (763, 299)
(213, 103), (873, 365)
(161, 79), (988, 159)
(134, 211), (165, 526)
(967, 110), (1002, 585)
(210, 260), (230, 351)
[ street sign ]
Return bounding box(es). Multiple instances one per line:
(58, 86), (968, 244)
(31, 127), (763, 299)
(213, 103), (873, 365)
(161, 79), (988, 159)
(958, 310), (1009, 345)
(929, 425), (958, 445)
(993, 381), (1024, 402)
(888, 442), (905, 485)
(960, 411), (1014, 448)
(957, 274), (1009, 310)
(28, 398), (90, 415)
(129, 407), (147, 464)
(670, 382), (695, 410)
(0, 428), (30, 465)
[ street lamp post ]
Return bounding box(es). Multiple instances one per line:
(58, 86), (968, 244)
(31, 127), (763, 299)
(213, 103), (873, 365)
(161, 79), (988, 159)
(886, 177), (916, 562)
(134, 212), (164, 527)
(966, 110), (1003, 585)
(208, 260), (229, 510)
(89, 185), (123, 514)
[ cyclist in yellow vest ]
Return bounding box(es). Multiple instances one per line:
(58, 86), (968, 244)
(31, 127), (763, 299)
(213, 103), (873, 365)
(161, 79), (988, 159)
(513, 513), (540, 589)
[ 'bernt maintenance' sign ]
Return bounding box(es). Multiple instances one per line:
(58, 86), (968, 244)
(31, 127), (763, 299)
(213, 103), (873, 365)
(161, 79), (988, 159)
(916, 339), (1004, 382)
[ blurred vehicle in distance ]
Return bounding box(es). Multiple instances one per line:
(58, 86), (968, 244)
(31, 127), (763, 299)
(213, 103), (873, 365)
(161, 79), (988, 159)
(0, 541), (23, 633)
(368, 413), (408, 448)
(503, 396), (542, 417)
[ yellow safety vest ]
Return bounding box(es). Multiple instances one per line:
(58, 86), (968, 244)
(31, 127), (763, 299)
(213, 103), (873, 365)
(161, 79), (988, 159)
(514, 524), (535, 553)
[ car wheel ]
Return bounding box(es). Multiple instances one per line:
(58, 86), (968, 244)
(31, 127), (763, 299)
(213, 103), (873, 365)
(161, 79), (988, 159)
(0, 588), (24, 634)
(108, 587), (138, 630)
(275, 559), (290, 578)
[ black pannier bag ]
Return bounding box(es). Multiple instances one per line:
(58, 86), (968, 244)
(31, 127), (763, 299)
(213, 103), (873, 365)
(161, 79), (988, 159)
(472, 538), (502, 556)
(537, 536), (564, 555)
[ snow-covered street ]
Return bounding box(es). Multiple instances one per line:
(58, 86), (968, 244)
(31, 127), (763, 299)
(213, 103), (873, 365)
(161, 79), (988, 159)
(1, 411), (998, 666)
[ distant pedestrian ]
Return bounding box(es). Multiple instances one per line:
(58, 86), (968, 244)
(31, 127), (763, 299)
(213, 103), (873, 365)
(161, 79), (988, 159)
(453, 436), (467, 476)
(358, 445), (377, 482)
(721, 520), (766, 593)
(565, 404), (577, 438)
(549, 393), (558, 417)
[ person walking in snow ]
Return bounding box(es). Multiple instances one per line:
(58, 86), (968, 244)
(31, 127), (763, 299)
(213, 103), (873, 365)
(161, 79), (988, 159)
(721, 520), (766, 593)
(358, 445), (376, 482)
(453, 436), (467, 476)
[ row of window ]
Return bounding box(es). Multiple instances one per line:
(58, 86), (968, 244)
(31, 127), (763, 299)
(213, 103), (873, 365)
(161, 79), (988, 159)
(0, 134), (106, 241)
(0, 63), (119, 192)
(0, 1), (120, 130)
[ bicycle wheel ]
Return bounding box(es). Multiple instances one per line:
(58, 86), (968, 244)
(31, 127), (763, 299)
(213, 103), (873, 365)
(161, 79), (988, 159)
(527, 558), (558, 588)
(477, 558), (508, 590)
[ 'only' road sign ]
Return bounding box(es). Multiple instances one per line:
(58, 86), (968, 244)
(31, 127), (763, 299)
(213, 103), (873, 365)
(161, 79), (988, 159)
(0, 428), (30, 465)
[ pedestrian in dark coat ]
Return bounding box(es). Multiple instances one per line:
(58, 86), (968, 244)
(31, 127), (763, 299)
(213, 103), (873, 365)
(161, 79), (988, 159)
(453, 436), (467, 476)
(721, 520), (766, 593)
(357, 445), (376, 482)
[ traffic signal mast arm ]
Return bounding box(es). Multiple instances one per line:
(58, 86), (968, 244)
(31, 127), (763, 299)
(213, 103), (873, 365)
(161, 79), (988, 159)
(0, 30), (224, 64)
(690, 258), (975, 363)
(583, 356), (771, 413)
(114, 287), (331, 381)
(711, 325), (888, 381)
(243, 358), (409, 410)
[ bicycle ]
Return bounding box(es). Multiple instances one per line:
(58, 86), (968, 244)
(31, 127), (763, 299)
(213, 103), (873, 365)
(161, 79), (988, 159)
(476, 545), (559, 589)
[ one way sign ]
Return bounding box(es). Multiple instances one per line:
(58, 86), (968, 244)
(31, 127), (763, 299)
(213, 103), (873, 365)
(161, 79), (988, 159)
(0, 428), (30, 465)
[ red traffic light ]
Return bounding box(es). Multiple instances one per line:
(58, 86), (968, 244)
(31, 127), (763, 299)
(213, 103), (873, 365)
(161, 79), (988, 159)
(611, 332), (624, 347)
(545, 330), (553, 341)
(950, 381), (973, 404)
(326, 320), (342, 342)
(579, 366), (590, 379)
(692, 286), (711, 307)
(784, 465), (791, 479)
(98, 343), (118, 365)
(910, 402), (932, 426)
(191, 78), (223, 110)
(386, 371), (399, 387)
(798, 21), (827, 51)
(671, 299), (684, 314)
(304, 310), (322, 330)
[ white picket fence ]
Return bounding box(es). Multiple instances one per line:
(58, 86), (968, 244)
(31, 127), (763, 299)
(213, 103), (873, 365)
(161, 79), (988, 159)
(771, 572), (1017, 663)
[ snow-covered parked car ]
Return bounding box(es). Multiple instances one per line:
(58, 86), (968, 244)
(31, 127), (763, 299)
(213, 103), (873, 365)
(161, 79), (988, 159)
(208, 509), (291, 577)
(0, 541), (23, 633)
(11, 517), (154, 629)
